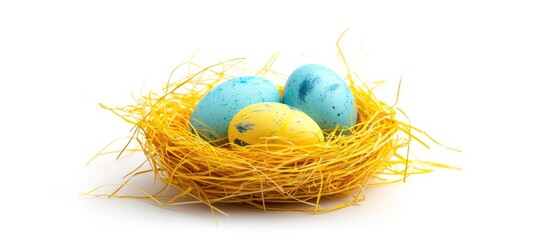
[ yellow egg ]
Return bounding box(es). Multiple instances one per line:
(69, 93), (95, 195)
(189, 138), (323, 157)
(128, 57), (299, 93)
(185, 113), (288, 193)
(228, 102), (324, 146)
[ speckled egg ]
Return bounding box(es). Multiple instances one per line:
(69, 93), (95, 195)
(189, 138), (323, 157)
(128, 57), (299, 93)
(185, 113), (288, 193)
(228, 102), (324, 146)
(190, 76), (280, 141)
(283, 64), (357, 131)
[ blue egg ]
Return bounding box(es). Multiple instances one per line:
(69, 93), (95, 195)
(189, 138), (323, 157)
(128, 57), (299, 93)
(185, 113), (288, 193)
(190, 76), (280, 141)
(283, 64), (357, 131)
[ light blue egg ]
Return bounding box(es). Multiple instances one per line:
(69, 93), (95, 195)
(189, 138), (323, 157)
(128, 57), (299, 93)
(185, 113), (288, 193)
(190, 76), (280, 142)
(283, 64), (357, 131)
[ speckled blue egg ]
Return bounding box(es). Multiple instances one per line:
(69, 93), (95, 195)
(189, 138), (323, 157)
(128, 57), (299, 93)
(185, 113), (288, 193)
(190, 76), (280, 141)
(283, 64), (357, 131)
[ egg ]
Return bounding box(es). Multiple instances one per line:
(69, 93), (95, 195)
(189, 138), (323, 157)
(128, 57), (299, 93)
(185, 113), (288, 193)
(283, 64), (357, 131)
(190, 76), (280, 141)
(228, 102), (324, 146)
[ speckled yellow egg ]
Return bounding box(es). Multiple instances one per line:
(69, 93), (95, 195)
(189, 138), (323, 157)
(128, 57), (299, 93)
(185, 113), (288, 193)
(228, 102), (324, 146)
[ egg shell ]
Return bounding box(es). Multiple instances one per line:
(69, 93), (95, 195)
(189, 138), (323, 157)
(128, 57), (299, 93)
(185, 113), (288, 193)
(228, 102), (324, 146)
(283, 64), (357, 131)
(190, 76), (280, 141)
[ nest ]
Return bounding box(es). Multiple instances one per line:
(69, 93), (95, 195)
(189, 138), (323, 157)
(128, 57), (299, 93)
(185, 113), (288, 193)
(91, 49), (453, 216)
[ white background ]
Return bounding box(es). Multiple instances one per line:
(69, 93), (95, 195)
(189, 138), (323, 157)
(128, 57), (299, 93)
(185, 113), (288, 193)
(1, 0), (548, 239)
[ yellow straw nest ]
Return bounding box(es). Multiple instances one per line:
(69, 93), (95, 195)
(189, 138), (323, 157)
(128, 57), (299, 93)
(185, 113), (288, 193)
(92, 49), (456, 216)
